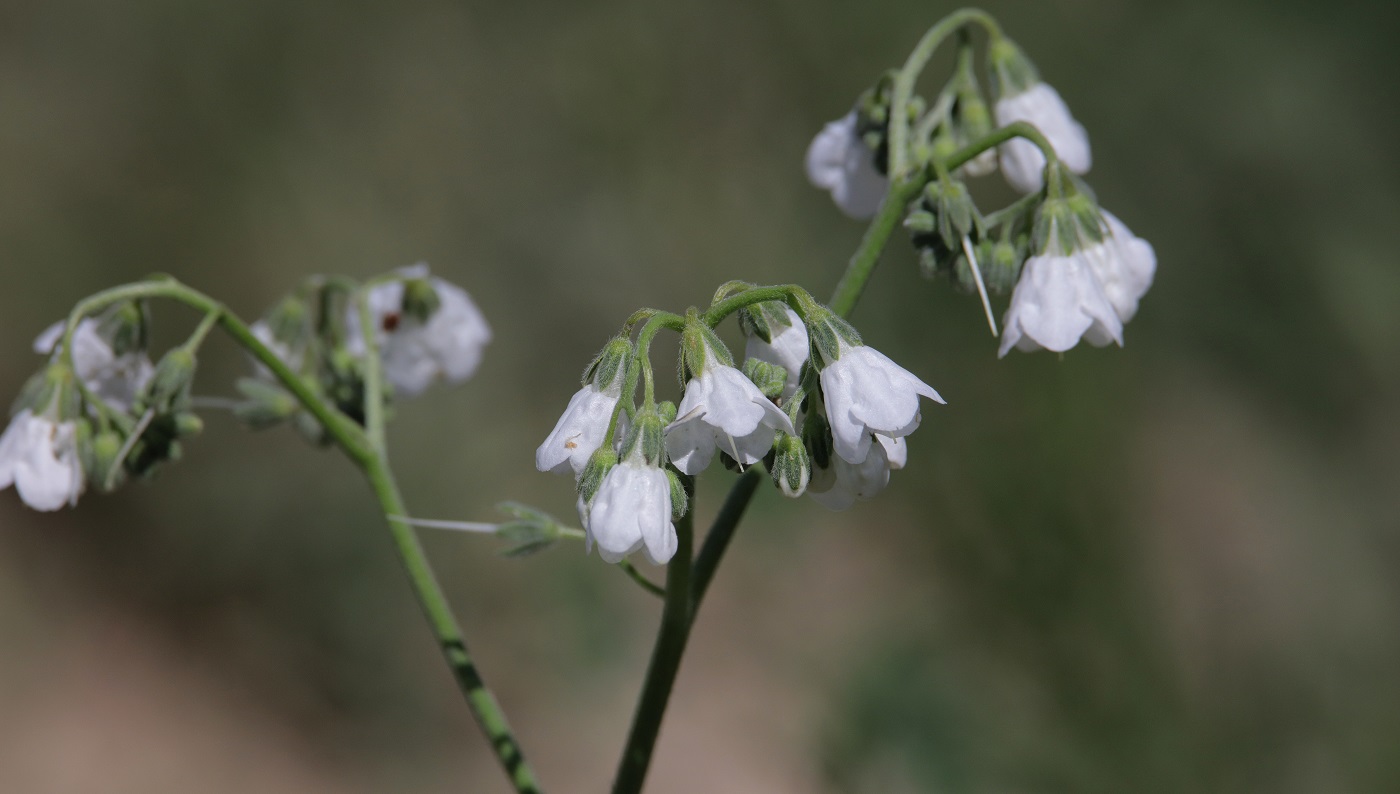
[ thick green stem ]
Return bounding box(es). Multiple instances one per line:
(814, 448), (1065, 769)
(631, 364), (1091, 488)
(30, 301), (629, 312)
(356, 289), (387, 452)
(363, 457), (543, 794)
(828, 175), (930, 316)
(612, 477), (696, 794)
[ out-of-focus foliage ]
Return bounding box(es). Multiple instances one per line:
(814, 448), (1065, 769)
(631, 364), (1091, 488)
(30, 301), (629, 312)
(0, 0), (1397, 791)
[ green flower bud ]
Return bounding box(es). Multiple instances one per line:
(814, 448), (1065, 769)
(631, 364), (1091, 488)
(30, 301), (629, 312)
(577, 448), (619, 506)
(233, 378), (300, 429)
(400, 277), (442, 323)
(582, 336), (633, 391)
(148, 348), (197, 411)
(89, 428), (126, 492)
(666, 469), (688, 521)
(770, 434), (811, 498)
(742, 358), (787, 400)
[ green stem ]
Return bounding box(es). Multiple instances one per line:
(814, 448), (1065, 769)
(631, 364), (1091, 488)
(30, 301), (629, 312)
(356, 289), (387, 452)
(612, 476), (695, 794)
(609, 144), (925, 791)
(828, 175), (930, 316)
(57, 276), (543, 792)
(689, 467), (763, 611)
(888, 7), (1004, 180)
(363, 457), (543, 794)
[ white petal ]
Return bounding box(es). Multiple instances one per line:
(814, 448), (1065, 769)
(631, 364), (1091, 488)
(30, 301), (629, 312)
(536, 385), (619, 476)
(588, 462), (676, 565)
(805, 113), (888, 220)
(6, 416), (84, 511)
(665, 416), (718, 475)
(995, 83), (1091, 193)
(999, 253), (1124, 357)
(744, 308), (809, 399)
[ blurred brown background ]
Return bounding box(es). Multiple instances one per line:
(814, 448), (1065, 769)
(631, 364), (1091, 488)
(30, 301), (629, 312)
(2, 0), (1398, 792)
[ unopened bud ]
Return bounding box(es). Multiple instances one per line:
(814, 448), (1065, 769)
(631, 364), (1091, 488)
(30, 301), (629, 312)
(148, 348), (197, 410)
(742, 358), (787, 400)
(666, 469), (688, 521)
(401, 277), (442, 323)
(770, 434), (811, 498)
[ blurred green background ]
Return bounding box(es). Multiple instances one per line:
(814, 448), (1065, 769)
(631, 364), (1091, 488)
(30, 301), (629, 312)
(2, 0), (1398, 791)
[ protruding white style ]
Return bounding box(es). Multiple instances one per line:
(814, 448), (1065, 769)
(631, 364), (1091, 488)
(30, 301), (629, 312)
(819, 343), (944, 465)
(743, 307), (810, 399)
(808, 435), (906, 511)
(349, 264), (492, 397)
(666, 359), (796, 475)
(1085, 211), (1157, 323)
(998, 249), (1124, 357)
(536, 380), (623, 477)
(0, 410), (84, 511)
(34, 320), (153, 412)
(995, 84), (1091, 193)
(580, 451), (676, 565)
(805, 112), (889, 220)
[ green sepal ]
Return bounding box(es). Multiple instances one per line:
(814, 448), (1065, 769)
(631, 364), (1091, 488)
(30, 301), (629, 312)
(577, 448), (619, 506)
(804, 308), (862, 370)
(656, 400), (678, 427)
(737, 300), (795, 345)
(96, 301), (151, 357)
(88, 427), (126, 492)
(802, 411), (833, 471)
(495, 502), (566, 558)
(147, 348), (197, 412)
(400, 277), (441, 323)
(620, 408), (666, 466)
(988, 37), (1041, 98)
(679, 311), (732, 383)
(582, 336), (633, 391)
(233, 378), (300, 429)
(666, 469), (688, 521)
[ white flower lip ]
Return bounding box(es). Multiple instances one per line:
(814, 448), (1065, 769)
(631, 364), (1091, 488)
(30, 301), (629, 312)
(998, 251), (1124, 357)
(349, 264), (492, 397)
(1085, 210), (1156, 323)
(0, 410), (85, 512)
(994, 83), (1091, 193)
(584, 455), (677, 565)
(807, 434), (905, 511)
(819, 344), (944, 466)
(743, 307), (810, 400)
(805, 112), (889, 220)
(665, 363), (796, 475)
(536, 381), (621, 477)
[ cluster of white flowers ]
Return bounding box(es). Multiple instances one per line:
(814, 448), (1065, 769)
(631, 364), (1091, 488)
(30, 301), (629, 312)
(535, 301), (944, 565)
(2, 314), (156, 511)
(349, 263), (492, 398)
(999, 189), (1156, 357)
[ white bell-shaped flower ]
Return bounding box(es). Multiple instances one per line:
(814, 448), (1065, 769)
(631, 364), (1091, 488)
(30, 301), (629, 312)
(349, 264), (491, 397)
(805, 112), (889, 220)
(1084, 210), (1157, 323)
(582, 447), (677, 565)
(998, 248), (1124, 357)
(537, 380), (623, 478)
(667, 357), (796, 475)
(995, 83), (1092, 193)
(743, 306), (809, 400)
(818, 341), (943, 465)
(0, 409), (85, 511)
(807, 435), (906, 511)
(34, 320), (153, 413)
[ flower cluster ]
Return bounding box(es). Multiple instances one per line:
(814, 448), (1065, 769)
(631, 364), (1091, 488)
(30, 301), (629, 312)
(805, 22), (1155, 356)
(535, 289), (944, 565)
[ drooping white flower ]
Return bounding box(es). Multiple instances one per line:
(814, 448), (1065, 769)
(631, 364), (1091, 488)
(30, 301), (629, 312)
(348, 264), (491, 397)
(743, 306), (809, 400)
(33, 319), (153, 412)
(997, 248), (1123, 357)
(818, 341), (944, 465)
(667, 353), (796, 476)
(0, 409), (85, 511)
(1084, 211), (1156, 323)
(538, 338), (632, 477)
(581, 446), (676, 566)
(995, 83), (1091, 194)
(807, 435), (906, 511)
(805, 112), (888, 220)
